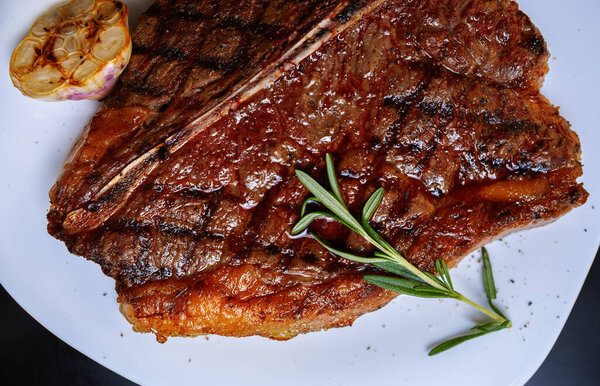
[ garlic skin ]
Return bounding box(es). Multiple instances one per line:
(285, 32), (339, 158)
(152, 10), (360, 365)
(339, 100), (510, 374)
(9, 0), (131, 101)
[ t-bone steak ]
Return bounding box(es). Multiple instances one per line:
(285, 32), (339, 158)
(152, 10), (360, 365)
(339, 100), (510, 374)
(48, 0), (587, 341)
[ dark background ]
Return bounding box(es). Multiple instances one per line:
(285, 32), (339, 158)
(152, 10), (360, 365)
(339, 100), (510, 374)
(1, 248), (598, 386)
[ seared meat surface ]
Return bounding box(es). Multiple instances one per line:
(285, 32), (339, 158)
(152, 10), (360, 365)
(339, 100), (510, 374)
(48, 0), (586, 341)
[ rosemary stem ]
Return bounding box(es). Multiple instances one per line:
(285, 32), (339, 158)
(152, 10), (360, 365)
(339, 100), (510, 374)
(360, 234), (448, 291)
(455, 293), (505, 322)
(389, 254), (447, 291)
(361, 231), (504, 322)
(294, 154), (512, 354)
(384, 245), (504, 322)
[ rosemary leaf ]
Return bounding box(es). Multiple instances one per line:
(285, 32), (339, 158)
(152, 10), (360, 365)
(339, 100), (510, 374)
(435, 260), (445, 286)
(423, 271), (446, 287)
(365, 275), (454, 298)
(325, 153), (347, 209)
(429, 318), (511, 356)
(362, 187), (385, 224)
(373, 260), (425, 283)
(310, 233), (387, 264)
(300, 196), (317, 217)
(291, 211), (339, 235)
(488, 300), (508, 321)
(481, 247), (497, 301)
(360, 187), (401, 257)
(470, 321), (503, 332)
(428, 331), (488, 356)
(295, 170), (363, 234)
(429, 320), (510, 356)
(440, 259), (453, 291)
(362, 221), (398, 257)
(480, 248), (509, 320)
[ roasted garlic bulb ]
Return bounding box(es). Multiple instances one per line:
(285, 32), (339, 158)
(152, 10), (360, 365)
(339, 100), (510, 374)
(9, 0), (131, 101)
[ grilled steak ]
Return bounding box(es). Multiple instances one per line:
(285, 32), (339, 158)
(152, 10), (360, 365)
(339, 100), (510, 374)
(48, 0), (587, 341)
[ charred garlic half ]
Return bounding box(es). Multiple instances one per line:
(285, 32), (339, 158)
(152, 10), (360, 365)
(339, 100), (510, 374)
(9, 0), (131, 101)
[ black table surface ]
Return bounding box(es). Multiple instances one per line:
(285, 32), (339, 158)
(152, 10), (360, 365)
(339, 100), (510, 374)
(2, 248), (598, 386)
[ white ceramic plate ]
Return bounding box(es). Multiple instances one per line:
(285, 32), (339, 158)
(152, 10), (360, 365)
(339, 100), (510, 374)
(1, 1), (598, 385)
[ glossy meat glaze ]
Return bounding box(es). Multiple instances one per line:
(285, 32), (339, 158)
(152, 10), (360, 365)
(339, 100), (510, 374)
(48, 0), (587, 340)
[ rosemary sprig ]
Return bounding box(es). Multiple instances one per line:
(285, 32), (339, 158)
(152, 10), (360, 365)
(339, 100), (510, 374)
(292, 154), (511, 355)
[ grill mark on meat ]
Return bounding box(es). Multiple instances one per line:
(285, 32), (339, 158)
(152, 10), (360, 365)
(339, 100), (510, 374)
(195, 55), (249, 73)
(48, 0), (586, 341)
(416, 73), (470, 197)
(379, 65), (435, 150)
(228, 173), (288, 264)
(103, 218), (223, 239)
